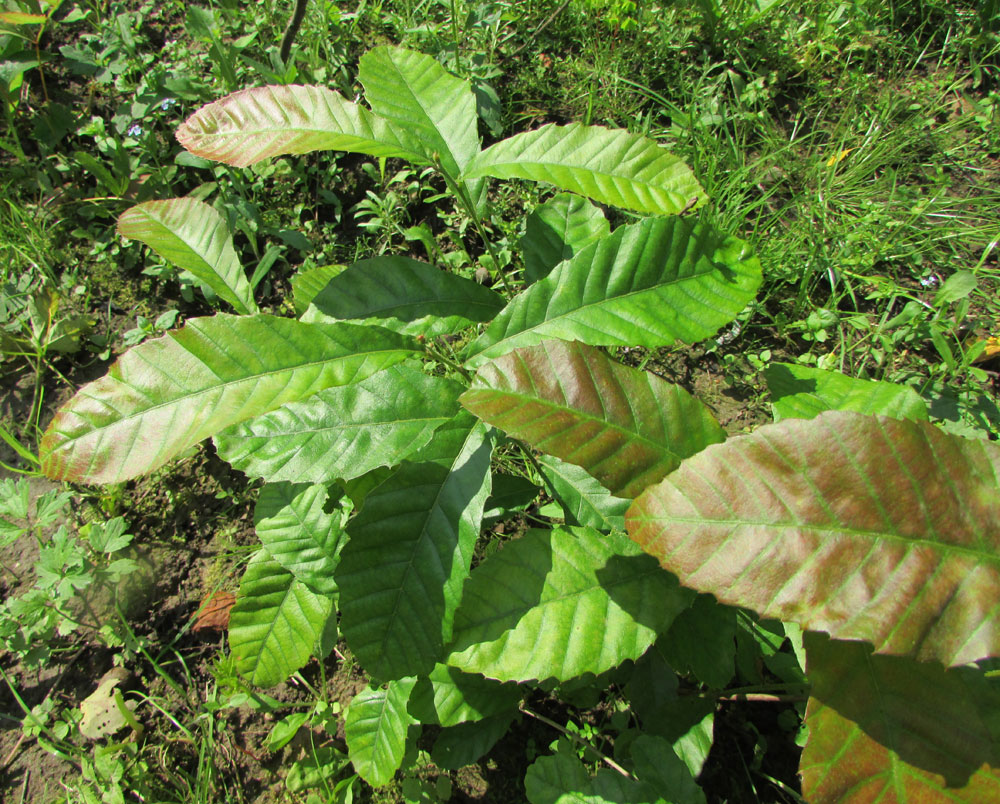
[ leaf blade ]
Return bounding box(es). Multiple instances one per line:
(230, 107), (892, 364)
(345, 678), (417, 787)
(176, 84), (427, 168)
(462, 123), (707, 216)
(464, 216), (762, 368)
(118, 199), (258, 315)
(40, 315), (417, 483)
(215, 365), (464, 483)
(461, 340), (726, 499)
(627, 411), (1000, 667)
(446, 526), (692, 683)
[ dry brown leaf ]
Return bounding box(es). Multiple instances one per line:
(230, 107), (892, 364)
(193, 591), (236, 632)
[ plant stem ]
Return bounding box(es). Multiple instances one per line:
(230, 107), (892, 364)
(520, 704), (635, 780)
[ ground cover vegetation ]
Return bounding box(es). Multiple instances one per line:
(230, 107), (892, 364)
(1, 1), (999, 802)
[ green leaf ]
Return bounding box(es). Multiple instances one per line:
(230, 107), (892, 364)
(254, 482), (347, 596)
(431, 712), (517, 770)
(521, 193), (610, 284)
(118, 199), (258, 315)
(40, 315), (417, 484)
(764, 363), (929, 422)
(336, 413), (495, 681)
(461, 340), (726, 499)
(345, 678), (418, 787)
(408, 664), (523, 726)
(630, 735), (706, 804)
(214, 364), (464, 483)
(627, 410), (1000, 668)
(525, 740), (667, 804)
(464, 216), (762, 367)
(447, 527), (692, 683)
(176, 85), (427, 168)
(303, 256), (504, 338)
(801, 634), (1000, 804)
(359, 46), (485, 210)
(483, 473), (540, 524)
(228, 549), (333, 687)
(292, 263), (346, 315)
(537, 455), (630, 532)
(658, 595), (737, 689)
(462, 123), (707, 216)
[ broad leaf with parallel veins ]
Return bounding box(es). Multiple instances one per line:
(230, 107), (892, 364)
(118, 198), (258, 315)
(40, 315), (417, 484)
(464, 216), (761, 368)
(461, 340), (725, 499)
(627, 411), (1000, 667)
(214, 364), (464, 483)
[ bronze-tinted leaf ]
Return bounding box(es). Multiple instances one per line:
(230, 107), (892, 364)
(627, 411), (1000, 667)
(801, 634), (1000, 803)
(460, 340), (725, 499)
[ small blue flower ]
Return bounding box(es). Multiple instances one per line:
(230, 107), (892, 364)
(127, 123), (143, 137)
(160, 97), (177, 111)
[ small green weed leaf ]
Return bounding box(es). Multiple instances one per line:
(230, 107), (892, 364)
(537, 454), (630, 532)
(525, 739), (668, 804)
(659, 595), (737, 689)
(359, 46), (485, 209)
(464, 216), (761, 367)
(176, 85), (426, 168)
(118, 199), (258, 315)
(764, 363), (929, 422)
(285, 745), (349, 792)
(483, 473), (540, 524)
(627, 411), (1000, 667)
(521, 193), (610, 284)
(292, 263), (345, 315)
(303, 256), (504, 338)
(215, 364), (463, 483)
(345, 678), (417, 787)
(408, 663), (523, 726)
(40, 315), (417, 484)
(461, 340), (725, 499)
(254, 482), (348, 596)
(630, 735), (706, 804)
(801, 634), (1000, 803)
(229, 549), (333, 687)
(431, 711), (517, 770)
(463, 123), (707, 216)
(934, 271), (978, 307)
(336, 413), (494, 681)
(447, 526), (692, 683)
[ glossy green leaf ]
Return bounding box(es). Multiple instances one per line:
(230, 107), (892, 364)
(176, 84), (426, 168)
(462, 123), (707, 216)
(228, 549), (333, 687)
(303, 256), (504, 338)
(483, 472), (540, 524)
(359, 47), (482, 207)
(764, 363), (929, 422)
(659, 595), (737, 689)
(214, 364), (463, 483)
(525, 740), (668, 804)
(432, 712), (517, 770)
(40, 315), (417, 484)
(408, 663), (523, 726)
(630, 735), (706, 804)
(464, 216), (761, 368)
(254, 482), (348, 596)
(461, 340), (726, 499)
(118, 199), (258, 315)
(521, 193), (610, 284)
(292, 263), (346, 315)
(345, 678), (417, 787)
(627, 411), (1000, 667)
(537, 455), (630, 532)
(447, 526), (692, 683)
(336, 413), (495, 681)
(801, 634), (1000, 804)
